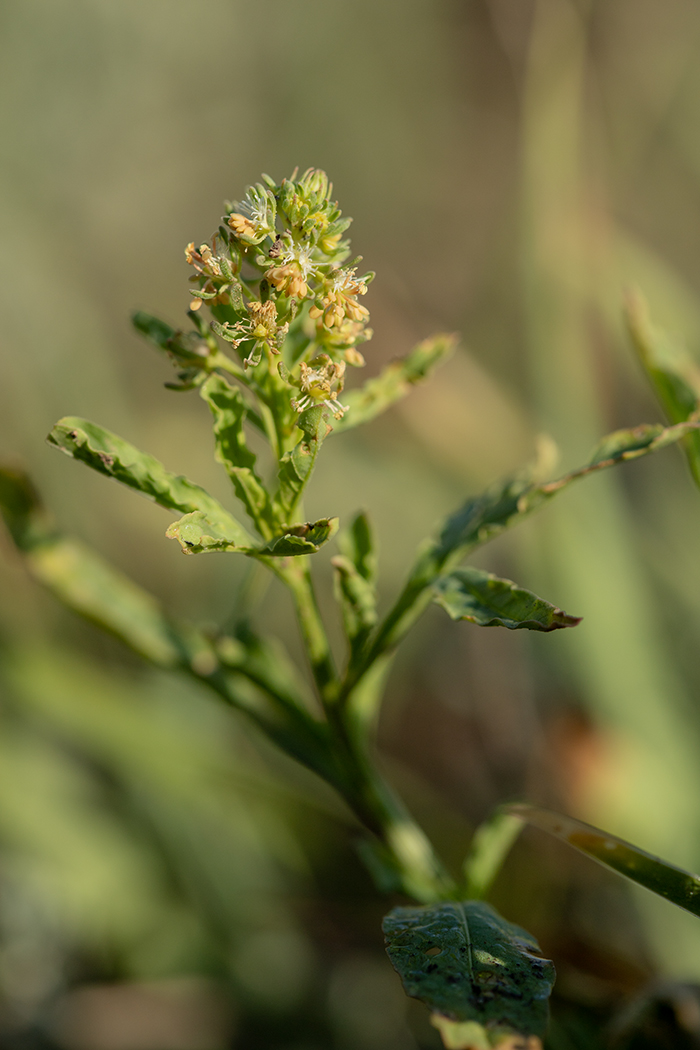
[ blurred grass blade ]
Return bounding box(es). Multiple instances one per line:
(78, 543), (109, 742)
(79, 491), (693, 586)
(505, 803), (700, 917)
(433, 567), (581, 632)
(199, 374), (273, 536)
(47, 417), (253, 547)
(626, 289), (700, 488)
(0, 465), (341, 783)
(383, 900), (554, 1047)
(463, 812), (525, 901)
(333, 334), (457, 433)
(0, 464), (210, 668)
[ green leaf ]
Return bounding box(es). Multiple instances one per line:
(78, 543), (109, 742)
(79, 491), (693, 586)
(433, 567), (581, 632)
(132, 310), (209, 366)
(259, 517), (339, 556)
(276, 405), (332, 517)
(333, 512), (378, 665)
(505, 803), (700, 919)
(626, 290), (700, 488)
(364, 420), (700, 670)
(48, 417), (253, 548)
(383, 901), (555, 1048)
(165, 511), (249, 554)
(199, 374), (273, 535)
(166, 511), (338, 557)
(333, 333), (457, 433)
(339, 510), (376, 584)
(463, 812), (524, 902)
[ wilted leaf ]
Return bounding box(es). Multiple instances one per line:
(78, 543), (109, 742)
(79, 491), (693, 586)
(383, 901), (554, 1048)
(165, 511), (249, 554)
(48, 417), (253, 548)
(433, 568), (581, 632)
(166, 511), (338, 557)
(333, 334), (457, 433)
(626, 290), (700, 488)
(505, 803), (700, 918)
(258, 517), (339, 556)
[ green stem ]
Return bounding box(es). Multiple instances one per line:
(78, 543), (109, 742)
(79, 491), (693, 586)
(330, 720), (456, 903)
(277, 558), (338, 704)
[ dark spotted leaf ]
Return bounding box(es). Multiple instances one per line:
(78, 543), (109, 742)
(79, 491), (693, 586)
(383, 901), (554, 1049)
(433, 567), (581, 632)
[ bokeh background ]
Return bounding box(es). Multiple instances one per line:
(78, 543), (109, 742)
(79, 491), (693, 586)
(3, 0), (700, 1047)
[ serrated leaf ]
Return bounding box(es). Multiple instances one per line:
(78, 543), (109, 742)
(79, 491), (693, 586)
(383, 901), (554, 1047)
(433, 568), (581, 632)
(47, 417), (253, 548)
(276, 405), (332, 516)
(332, 333), (457, 433)
(259, 517), (339, 556)
(626, 290), (700, 488)
(505, 803), (700, 918)
(199, 374), (272, 535)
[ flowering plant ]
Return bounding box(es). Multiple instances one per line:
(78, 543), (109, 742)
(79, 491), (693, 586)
(2, 171), (700, 1050)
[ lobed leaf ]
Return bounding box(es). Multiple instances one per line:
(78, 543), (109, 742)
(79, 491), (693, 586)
(626, 290), (700, 488)
(333, 334), (457, 432)
(199, 374), (273, 535)
(383, 900), (554, 1048)
(48, 417), (253, 548)
(333, 512), (378, 665)
(505, 803), (700, 918)
(433, 567), (581, 632)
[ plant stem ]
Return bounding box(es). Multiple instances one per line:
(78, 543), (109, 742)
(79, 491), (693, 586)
(278, 558), (338, 704)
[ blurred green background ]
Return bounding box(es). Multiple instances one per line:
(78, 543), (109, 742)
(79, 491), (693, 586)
(4, 0), (700, 1047)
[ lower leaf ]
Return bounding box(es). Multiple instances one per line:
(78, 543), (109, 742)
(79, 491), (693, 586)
(383, 901), (554, 1047)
